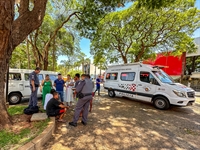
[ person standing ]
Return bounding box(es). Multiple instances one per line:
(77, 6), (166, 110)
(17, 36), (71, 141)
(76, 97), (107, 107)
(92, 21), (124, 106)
(28, 67), (40, 108)
(89, 75), (95, 112)
(74, 73), (81, 87)
(94, 75), (101, 96)
(54, 73), (65, 102)
(41, 74), (52, 106)
(69, 74), (93, 127)
(73, 73), (81, 101)
(65, 74), (74, 106)
(80, 74), (94, 116)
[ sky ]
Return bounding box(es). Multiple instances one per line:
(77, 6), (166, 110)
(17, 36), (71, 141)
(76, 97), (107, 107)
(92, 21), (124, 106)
(58, 1), (200, 64)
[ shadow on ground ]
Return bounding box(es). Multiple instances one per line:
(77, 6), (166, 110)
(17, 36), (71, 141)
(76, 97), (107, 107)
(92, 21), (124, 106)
(42, 95), (200, 150)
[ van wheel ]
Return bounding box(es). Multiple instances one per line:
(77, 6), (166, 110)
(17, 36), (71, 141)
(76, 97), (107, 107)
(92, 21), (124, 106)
(153, 96), (170, 110)
(9, 93), (22, 105)
(108, 90), (115, 97)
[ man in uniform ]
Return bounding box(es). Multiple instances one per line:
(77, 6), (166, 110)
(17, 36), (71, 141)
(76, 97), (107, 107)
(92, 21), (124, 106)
(73, 73), (81, 100)
(29, 67), (40, 107)
(74, 73), (80, 88)
(69, 74), (93, 127)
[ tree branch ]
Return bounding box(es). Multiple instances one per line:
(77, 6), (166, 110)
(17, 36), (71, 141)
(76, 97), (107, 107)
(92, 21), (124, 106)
(12, 0), (48, 49)
(46, 11), (80, 48)
(18, 0), (29, 16)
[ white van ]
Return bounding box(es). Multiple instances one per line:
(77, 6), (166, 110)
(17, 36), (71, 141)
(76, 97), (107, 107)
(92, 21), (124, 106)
(5, 69), (58, 104)
(103, 63), (195, 110)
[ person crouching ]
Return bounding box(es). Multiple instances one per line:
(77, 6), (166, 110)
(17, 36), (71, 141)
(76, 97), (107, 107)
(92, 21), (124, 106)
(46, 91), (69, 122)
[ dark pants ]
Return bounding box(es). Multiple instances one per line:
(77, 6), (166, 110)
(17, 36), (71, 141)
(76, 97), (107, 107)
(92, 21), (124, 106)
(73, 95), (92, 123)
(57, 91), (64, 102)
(94, 86), (100, 95)
(29, 87), (38, 107)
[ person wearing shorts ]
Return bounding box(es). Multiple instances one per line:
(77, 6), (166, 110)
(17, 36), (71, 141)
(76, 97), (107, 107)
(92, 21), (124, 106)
(46, 91), (69, 122)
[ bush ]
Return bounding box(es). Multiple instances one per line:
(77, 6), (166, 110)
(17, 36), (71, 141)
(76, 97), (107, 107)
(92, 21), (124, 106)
(67, 70), (83, 77)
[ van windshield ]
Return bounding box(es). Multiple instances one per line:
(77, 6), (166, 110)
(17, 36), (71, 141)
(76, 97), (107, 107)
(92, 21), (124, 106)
(153, 70), (174, 84)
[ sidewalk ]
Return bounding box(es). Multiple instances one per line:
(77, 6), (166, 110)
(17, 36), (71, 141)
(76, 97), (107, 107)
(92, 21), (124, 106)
(195, 91), (200, 97)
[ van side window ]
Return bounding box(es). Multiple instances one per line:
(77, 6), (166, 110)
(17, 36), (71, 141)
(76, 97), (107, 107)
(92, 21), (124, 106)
(140, 72), (159, 85)
(121, 72), (135, 81)
(25, 74), (44, 81)
(25, 74), (29, 81)
(106, 73), (118, 80)
(38, 74), (44, 81)
(9, 73), (21, 80)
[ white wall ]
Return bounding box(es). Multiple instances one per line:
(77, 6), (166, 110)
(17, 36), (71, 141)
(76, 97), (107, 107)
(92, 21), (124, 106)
(186, 37), (200, 57)
(89, 64), (104, 79)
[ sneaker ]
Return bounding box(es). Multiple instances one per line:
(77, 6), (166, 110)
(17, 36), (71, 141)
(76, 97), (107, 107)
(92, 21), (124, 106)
(69, 122), (77, 127)
(81, 121), (87, 126)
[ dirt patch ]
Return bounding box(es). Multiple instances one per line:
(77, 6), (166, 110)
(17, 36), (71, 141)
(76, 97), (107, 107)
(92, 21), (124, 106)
(4, 100), (44, 132)
(42, 94), (200, 150)
(10, 114), (32, 133)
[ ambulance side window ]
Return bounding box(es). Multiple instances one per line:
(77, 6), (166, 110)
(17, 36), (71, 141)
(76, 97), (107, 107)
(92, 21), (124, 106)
(106, 73), (118, 80)
(121, 72), (135, 81)
(140, 72), (159, 85)
(140, 72), (150, 83)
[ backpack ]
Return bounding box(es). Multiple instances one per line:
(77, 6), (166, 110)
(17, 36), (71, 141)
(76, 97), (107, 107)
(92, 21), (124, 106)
(24, 106), (39, 115)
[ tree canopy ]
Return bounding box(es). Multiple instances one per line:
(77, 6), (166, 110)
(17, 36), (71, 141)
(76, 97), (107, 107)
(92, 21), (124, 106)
(91, 0), (200, 67)
(11, 0), (179, 71)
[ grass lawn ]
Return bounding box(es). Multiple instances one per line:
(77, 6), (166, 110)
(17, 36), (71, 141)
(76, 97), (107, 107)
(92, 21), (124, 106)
(0, 105), (50, 150)
(7, 105), (27, 116)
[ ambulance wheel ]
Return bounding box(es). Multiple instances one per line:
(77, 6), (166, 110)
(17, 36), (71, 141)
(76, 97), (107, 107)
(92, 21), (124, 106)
(153, 96), (170, 110)
(9, 93), (22, 105)
(108, 90), (115, 98)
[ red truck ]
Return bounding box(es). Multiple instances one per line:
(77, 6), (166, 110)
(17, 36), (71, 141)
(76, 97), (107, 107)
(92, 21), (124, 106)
(143, 52), (186, 79)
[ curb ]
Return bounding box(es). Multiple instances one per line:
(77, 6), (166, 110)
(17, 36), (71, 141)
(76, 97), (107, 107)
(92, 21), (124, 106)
(18, 117), (55, 150)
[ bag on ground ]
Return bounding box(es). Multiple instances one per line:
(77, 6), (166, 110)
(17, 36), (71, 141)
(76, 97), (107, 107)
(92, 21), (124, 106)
(24, 106), (39, 115)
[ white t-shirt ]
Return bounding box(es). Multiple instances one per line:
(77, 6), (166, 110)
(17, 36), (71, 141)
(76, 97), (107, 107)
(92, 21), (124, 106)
(44, 93), (53, 110)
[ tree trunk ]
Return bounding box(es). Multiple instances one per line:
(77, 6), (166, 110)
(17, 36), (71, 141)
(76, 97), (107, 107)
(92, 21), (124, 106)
(187, 66), (192, 75)
(82, 62), (84, 73)
(135, 45), (146, 62)
(52, 38), (56, 71)
(191, 56), (196, 73)
(26, 37), (30, 69)
(0, 51), (12, 129)
(43, 43), (50, 70)
(34, 47), (43, 68)
(0, 0), (47, 128)
(30, 42), (43, 68)
(122, 55), (128, 64)
(0, 0), (14, 128)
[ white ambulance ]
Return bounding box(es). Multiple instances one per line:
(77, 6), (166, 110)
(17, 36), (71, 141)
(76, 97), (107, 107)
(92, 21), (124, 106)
(103, 63), (195, 110)
(5, 69), (58, 104)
